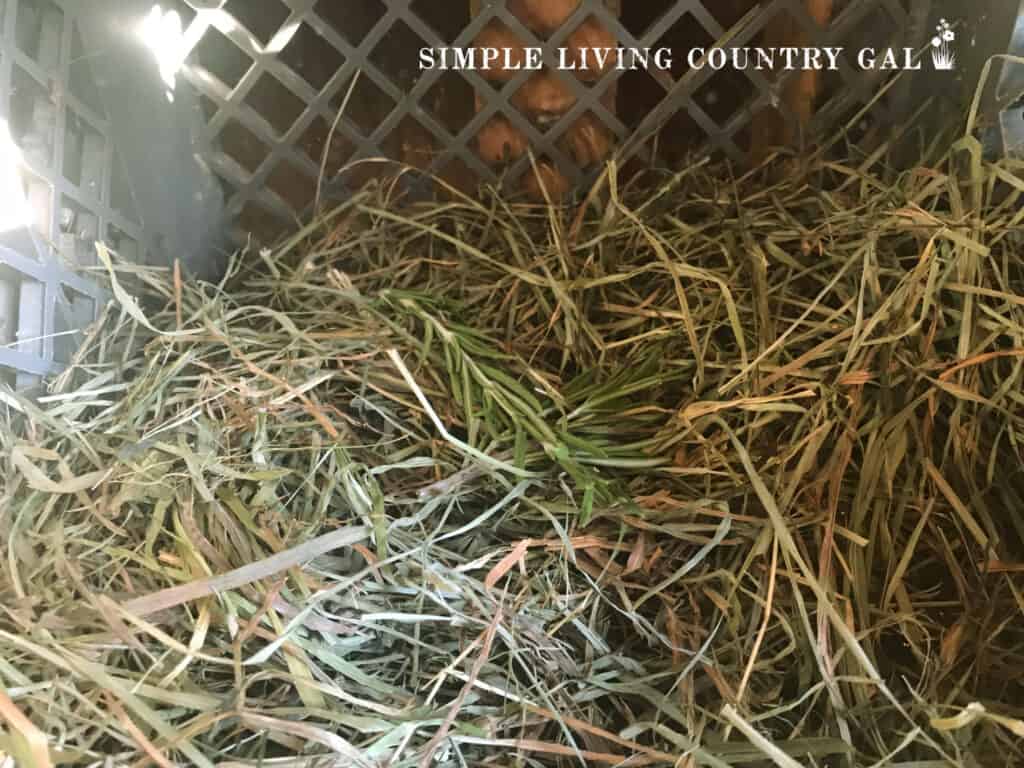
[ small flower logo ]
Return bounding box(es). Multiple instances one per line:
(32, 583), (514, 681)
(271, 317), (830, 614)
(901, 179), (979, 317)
(931, 18), (956, 70)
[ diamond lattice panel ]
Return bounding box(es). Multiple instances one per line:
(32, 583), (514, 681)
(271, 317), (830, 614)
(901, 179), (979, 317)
(178, 0), (916, 244)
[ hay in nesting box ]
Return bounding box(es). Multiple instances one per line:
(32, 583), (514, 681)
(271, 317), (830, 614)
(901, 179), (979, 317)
(2, 125), (1024, 767)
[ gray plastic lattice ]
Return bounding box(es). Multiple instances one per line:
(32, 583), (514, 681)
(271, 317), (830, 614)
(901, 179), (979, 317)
(0, 0), (143, 385)
(177, 0), (917, 240)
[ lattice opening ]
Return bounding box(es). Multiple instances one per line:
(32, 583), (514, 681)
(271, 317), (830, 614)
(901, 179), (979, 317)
(435, 156), (476, 194)
(653, 12), (715, 79)
(564, 14), (618, 83)
(238, 200), (290, 245)
(19, 165), (51, 239)
(621, 1), (680, 37)
(387, 115), (438, 171)
(0, 266), (18, 347)
(69, 24), (106, 119)
(244, 72), (307, 137)
(410, 0), (471, 43)
(278, 22), (345, 92)
(423, 74), (475, 136)
(695, 69), (758, 127)
(335, 161), (390, 194)
(266, 159), (318, 213)
(331, 75), (395, 138)
(828, 101), (888, 154)
(218, 119), (271, 176)
(194, 25), (253, 89)
(62, 109), (105, 201)
(315, 0), (386, 47)
(476, 113), (528, 167)
(833, 0), (907, 45)
(298, 116), (356, 179)
(11, 270), (43, 359)
(618, 63), (665, 125)
(224, 0), (291, 46)
(512, 73), (577, 126)
(369, 19), (428, 90)
(507, 0), (585, 38)
(522, 155), (572, 199)
(560, 110), (614, 169)
(106, 224), (140, 263)
(59, 194), (99, 266)
(755, 6), (805, 75)
(161, 0), (198, 28)
(10, 64), (54, 169)
(15, 0), (62, 72)
(199, 94), (219, 123)
(820, 1), (909, 113)
(471, 17), (528, 82)
(52, 285), (94, 364)
(651, 109), (709, 168)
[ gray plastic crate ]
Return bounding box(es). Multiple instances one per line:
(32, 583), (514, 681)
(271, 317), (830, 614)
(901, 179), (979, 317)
(0, 0), (140, 387)
(0, 0), (226, 386)
(0, 0), (1018, 386)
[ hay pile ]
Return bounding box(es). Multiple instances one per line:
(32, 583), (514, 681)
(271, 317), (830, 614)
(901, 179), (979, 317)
(2, 138), (1024, 767)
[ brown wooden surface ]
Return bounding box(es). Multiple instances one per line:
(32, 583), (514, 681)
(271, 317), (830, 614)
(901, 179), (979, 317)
(751, 0), (835, 162)
(472, 0), (620, 198)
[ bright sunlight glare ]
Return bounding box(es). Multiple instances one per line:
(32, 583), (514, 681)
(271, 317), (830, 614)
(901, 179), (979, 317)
(0, 120), (32, 234)
(139, 5), (186, 98)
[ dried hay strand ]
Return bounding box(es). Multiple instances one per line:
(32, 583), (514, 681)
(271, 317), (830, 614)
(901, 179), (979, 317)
(2, 129), (1024, 767)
